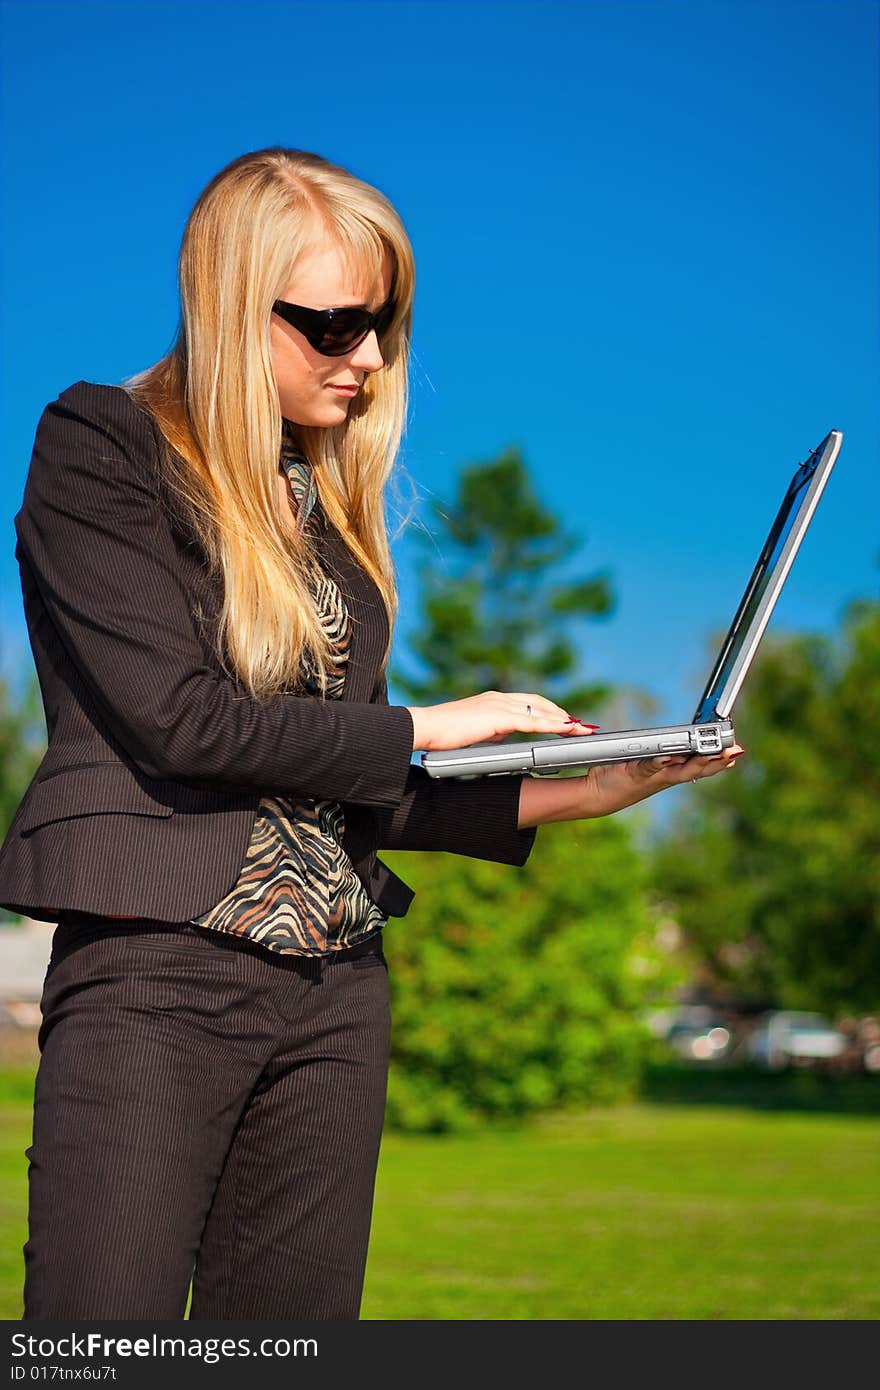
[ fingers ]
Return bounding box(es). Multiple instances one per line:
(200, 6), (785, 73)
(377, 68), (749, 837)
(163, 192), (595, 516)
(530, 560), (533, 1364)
(685, 745), (746, 782)
(501, 692), (597, 734)
(637, 745), (745, 784)
(504, 692), (568, 721)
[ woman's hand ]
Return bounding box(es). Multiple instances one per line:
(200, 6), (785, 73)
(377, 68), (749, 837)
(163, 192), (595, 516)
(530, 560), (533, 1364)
(406, 691), (597, 752)
(581, 743), (746, 817)
(517, 741), (746, 829)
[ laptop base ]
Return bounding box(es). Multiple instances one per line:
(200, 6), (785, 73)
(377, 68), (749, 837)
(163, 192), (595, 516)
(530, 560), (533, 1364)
(421, 720), (736, 779)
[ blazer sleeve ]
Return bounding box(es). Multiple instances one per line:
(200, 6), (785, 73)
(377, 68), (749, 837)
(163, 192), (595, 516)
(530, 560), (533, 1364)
(14, 381), (416, 809)
(370, 676), (539, 867)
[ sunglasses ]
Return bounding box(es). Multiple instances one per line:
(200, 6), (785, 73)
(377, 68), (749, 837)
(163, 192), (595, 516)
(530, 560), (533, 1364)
(271, 297), (396, 357)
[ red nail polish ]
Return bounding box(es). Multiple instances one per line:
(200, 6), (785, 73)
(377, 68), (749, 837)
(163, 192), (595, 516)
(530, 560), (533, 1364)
(566, 719), (600, 729)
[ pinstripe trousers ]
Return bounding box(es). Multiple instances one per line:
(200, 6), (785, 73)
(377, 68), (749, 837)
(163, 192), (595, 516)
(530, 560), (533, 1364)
(22, 913), (392, 1320)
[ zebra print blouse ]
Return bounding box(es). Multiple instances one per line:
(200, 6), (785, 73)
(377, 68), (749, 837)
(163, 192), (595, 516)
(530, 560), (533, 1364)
(187, 424), (388, 956)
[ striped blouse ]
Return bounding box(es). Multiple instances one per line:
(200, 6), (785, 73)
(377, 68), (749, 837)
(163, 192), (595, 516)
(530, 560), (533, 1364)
(187, 423), (388, 957)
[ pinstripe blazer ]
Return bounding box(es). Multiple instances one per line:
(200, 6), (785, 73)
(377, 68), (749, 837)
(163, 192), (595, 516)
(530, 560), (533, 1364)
(0, 381), (537, 926)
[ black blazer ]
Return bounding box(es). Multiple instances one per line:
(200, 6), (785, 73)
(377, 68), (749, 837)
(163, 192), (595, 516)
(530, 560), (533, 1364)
(0, 381), (537, 926)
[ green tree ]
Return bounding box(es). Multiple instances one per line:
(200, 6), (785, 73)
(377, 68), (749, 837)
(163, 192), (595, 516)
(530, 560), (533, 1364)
(0, 668), (44, 831)
(393, 446), (614, 713)
(649, 600), (880, 1014)
(381, 446), (681, 1130)
(0, 665), (46, 924)
(383, 815), (671, 1131)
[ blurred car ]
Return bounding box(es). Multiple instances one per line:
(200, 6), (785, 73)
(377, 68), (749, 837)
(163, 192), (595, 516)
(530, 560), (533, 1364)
(747, 1010), (847, 1071)
(663, 1006), (736, 1064)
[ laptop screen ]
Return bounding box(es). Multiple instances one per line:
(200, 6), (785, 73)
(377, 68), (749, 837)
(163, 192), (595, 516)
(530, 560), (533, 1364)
(692, 429), (842, 724)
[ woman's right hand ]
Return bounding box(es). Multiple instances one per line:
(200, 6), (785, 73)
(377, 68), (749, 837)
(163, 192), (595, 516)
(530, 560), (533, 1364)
(406, 691), (597, 752)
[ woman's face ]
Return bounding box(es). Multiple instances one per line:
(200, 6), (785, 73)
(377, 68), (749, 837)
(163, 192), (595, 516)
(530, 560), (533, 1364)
(271, 242), (394, 427)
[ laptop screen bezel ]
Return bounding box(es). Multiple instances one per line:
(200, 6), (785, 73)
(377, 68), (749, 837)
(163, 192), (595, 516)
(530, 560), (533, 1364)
(692, 429), (842, 725)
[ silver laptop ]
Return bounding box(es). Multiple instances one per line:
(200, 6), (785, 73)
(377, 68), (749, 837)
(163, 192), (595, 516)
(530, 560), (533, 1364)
(421, 429), (842, 780)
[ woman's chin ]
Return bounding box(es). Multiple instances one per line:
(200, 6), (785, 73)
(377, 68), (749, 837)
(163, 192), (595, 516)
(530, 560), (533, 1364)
(286, 401), (352, 429)
(319, 395), (354, 424)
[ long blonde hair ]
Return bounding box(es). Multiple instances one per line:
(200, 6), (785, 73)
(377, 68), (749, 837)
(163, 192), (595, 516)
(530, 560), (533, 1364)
(123, 147), (415, 701)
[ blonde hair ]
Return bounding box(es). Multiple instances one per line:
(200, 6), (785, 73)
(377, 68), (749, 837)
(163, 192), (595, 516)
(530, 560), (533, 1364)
(123, 147), (416, 700)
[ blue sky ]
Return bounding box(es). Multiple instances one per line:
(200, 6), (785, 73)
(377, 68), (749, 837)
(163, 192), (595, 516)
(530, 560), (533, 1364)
(1, 0), (877, 748)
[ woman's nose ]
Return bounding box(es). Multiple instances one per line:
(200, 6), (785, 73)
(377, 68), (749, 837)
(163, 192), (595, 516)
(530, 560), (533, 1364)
(349, 330), (385, 372)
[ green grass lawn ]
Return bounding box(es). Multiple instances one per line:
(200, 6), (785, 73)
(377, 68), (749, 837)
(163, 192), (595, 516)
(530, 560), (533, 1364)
(2, 1065), (878, 1320)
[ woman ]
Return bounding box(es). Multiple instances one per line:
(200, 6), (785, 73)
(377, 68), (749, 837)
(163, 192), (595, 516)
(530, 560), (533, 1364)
(0, 147), (742, 1320)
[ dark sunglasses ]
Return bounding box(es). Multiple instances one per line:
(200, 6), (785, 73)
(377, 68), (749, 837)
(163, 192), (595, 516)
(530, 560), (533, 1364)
(271, 297), (396, 357)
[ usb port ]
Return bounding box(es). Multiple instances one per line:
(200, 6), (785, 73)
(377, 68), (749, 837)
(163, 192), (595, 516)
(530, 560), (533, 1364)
(694, 728), (723, 754)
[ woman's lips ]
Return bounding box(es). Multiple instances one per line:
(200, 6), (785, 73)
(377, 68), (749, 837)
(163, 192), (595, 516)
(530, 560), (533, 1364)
(329, 384), (359, 395)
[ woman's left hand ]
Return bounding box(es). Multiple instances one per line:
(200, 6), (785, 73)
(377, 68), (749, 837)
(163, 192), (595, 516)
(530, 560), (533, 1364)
(583, 742), (746, 816)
